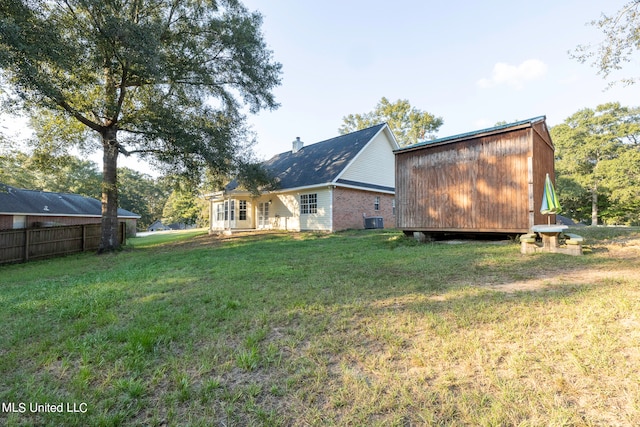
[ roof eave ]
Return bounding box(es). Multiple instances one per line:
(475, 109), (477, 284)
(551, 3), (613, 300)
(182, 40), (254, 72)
(0, 212), (140, 219)
(395, 116), (546, 154)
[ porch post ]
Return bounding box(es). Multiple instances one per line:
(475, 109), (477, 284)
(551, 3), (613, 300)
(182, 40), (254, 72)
(226, 196), (233, 234)
(208, 198), (213, 234)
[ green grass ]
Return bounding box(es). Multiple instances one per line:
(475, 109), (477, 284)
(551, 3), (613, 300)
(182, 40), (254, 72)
(1, 227), (639, 426)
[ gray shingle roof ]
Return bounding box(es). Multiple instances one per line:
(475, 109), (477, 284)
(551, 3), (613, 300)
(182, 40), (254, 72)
(0, 184), (140, 218)
(263, 123), (387, 189)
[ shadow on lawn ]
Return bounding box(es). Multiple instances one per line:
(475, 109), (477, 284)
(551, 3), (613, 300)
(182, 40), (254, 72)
(4, 230), (639, 426)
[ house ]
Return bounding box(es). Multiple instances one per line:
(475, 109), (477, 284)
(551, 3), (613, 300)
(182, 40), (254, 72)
(0, 184), (140, 235)
(394, 116), (555, 238)
(147, 219), (172, 232)
(208, 123), (399, 233)
(147, 220), (196, 232)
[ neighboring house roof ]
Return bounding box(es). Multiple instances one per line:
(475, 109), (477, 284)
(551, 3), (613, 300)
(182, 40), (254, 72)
(263, 123), (388, 189)
(395, 116), (548, 153)
(0, 184), (140, 218)
(147, 220), (171, 230)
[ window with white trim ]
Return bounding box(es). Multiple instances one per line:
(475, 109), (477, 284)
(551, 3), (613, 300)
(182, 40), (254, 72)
(374, 196), (380, 211)
(238, 200), (247, 221)
(216, 204), (224, 221)
(300, 193), (317, 214)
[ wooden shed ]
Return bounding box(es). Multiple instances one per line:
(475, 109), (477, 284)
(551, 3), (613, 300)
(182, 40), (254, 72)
(394, 116), (555, 237)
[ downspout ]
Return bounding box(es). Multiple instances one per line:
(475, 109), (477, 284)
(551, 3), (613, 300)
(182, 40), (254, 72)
(329, 185), (334, 232)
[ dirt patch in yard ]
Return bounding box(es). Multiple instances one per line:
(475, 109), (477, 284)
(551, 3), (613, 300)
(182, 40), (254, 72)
(488, 236), (640, 293)
(488, 267), (640, 293)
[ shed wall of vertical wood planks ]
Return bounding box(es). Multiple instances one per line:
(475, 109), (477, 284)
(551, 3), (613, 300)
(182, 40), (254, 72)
(394, 117), (555, 235)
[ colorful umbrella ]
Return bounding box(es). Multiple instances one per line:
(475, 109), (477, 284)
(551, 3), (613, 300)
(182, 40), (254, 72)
(540, 173), (561, 223)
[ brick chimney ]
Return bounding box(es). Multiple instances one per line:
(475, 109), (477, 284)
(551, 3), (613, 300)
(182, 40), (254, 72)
(292, 137), (303, 153)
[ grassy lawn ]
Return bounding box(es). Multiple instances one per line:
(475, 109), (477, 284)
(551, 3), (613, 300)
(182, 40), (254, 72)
(1, 227), (639, 426)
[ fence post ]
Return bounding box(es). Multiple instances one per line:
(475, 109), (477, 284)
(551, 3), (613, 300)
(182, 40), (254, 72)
(24, 228), (30, 262)
(82, 224), (87, 252)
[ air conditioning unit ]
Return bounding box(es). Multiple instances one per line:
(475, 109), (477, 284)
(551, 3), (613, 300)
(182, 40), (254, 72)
(364, 216), (384, 229)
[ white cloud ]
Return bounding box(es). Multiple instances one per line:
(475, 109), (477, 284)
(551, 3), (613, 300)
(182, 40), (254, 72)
(477, 59), (548, 89)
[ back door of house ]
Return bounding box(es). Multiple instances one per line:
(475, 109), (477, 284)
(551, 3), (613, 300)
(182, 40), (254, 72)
(224, 200), (236, 229)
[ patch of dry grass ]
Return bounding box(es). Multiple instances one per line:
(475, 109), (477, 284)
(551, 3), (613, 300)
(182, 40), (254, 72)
(1, 227), (639, 426)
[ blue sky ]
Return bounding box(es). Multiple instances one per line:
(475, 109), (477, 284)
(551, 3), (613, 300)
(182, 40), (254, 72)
(240, 0), (640, 160)
(3, 0), (639, 174)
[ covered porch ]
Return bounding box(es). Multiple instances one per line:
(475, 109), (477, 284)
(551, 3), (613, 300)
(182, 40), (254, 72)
(208, 191), (274, 233)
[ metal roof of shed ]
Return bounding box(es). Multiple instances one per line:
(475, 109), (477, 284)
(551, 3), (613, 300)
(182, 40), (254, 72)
(394, 116), (547, 153)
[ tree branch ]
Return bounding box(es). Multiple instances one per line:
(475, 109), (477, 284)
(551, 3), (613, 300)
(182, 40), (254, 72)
(113, 68), (128, 120)
(58, 99), (104, 133)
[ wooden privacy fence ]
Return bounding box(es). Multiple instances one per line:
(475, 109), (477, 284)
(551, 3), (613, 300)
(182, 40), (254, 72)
(0, 222), (126, 265)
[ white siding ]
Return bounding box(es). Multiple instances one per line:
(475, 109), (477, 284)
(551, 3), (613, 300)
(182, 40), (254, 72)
(270, 193), (299, 231)
(299, 188), (332, 231)
(339, 131), (395, 188)
(209, 198), (254, 230)
(270, 188), (332, 231)
(210, 190), (332, 232)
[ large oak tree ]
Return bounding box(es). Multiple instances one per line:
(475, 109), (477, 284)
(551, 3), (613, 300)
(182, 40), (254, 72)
(0, 0), (281, 251)
(551, 102), (640, 225)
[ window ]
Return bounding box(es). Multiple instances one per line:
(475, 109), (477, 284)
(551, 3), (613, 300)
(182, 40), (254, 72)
(224, 200), (235, 221)
(238, 200), (247, 221)
(216, 204), (224, 221)
(13, 215), (26, 229)
(374, 196), (380, 211)
(300, 193), (317, 214)
(392, 198), (396, 216)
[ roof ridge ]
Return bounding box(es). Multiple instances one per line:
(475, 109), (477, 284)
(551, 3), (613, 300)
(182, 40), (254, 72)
(271, 123), (386, 157)
(0, 182), (140, 218)
(0, 184), (83, 197)
(258, 123), (387, 190)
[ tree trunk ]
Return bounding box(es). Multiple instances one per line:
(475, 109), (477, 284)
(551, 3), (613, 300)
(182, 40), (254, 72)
(591, 185), (598, 226)
(99, 127), (120, 252)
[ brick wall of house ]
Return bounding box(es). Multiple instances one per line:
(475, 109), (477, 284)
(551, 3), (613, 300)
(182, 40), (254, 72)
(332, 187), (395, 231)
(0, 215), (12, 230)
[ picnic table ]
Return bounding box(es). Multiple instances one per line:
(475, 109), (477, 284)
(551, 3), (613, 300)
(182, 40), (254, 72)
(520, 225), (583, 256)
(532, 225), (568, 251)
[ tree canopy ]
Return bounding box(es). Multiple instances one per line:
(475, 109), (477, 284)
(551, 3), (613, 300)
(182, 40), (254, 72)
(0, 0), (281, 250)
(572, 1), (640, 86)
(551, 102), (640, 225)
(0, 150), (171, 229)
(339, 97), (443, 147)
